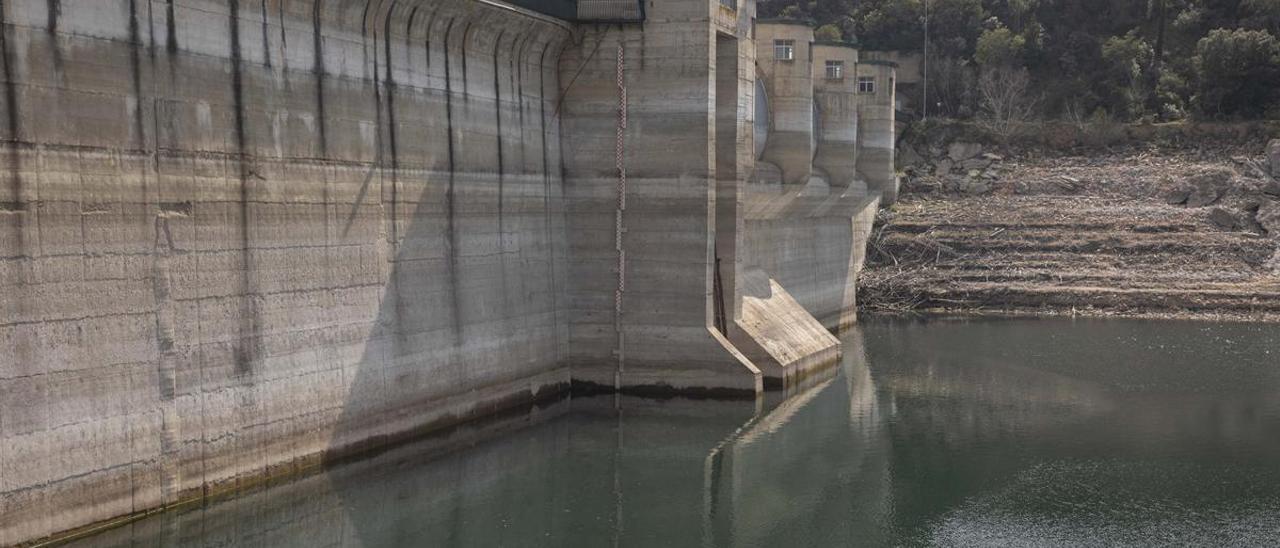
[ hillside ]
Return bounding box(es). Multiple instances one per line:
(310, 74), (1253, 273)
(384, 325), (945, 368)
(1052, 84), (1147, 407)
(760, 0), (1280, 122)
(859, 138), (1280, 320)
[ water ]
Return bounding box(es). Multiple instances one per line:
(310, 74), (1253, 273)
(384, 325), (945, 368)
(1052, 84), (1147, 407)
(72, 317), (1280, 547)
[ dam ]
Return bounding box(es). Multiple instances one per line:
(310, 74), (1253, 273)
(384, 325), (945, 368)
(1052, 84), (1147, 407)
(0, 0), (894, 543)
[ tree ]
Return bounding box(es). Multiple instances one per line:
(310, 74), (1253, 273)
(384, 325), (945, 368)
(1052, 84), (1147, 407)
(975, 27), (1026, 67)
(1242, 0), (1280, 34)
(764, 0), (1280, 121)
(977, 65), (1040, 140)
(923, 52), (978, 117)
(1100, 32), (1154, 119)
(1193, 28), (1280, 117)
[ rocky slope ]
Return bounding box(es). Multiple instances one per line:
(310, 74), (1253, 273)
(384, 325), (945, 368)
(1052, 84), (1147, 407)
(859, 140), (1280, 320)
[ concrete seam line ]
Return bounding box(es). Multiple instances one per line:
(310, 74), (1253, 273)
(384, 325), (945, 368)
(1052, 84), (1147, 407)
(472, 0), (573, 32)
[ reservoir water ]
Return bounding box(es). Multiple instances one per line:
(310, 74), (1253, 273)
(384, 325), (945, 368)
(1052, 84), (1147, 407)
(69, 317), (1280, 547)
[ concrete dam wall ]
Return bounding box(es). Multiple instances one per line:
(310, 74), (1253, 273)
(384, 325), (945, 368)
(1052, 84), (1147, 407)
(0, 0), (893, 544)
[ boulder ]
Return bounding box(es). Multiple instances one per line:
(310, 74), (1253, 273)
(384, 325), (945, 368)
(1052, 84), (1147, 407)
(942, 176), (965, 193)
(962, 179), (992, 195)
(948, 142), (983, 162)
(1186, 186), (1223, 207)
(1184, 169), (1233, 208)
(898, 142), (927, 168)
(1164, 188), (1191, 205)
(961, 158), (993, 171)
(934, 159), (953, 176)
(1208, 207), (1239, 230)
(1258, 201), (1280, 236)
(1265, 180), (1280, 198)
(1269, 139), (1280, 177)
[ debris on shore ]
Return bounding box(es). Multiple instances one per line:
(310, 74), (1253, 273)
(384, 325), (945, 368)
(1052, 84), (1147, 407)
(861, 140), (1280, 321)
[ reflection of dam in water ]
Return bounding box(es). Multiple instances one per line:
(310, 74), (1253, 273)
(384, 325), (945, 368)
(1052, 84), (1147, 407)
(65, 318), (1280, 546)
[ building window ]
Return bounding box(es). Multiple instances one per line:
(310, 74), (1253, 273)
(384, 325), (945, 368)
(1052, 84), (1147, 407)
(774, 39), (795, 61)
(719, 0), (736, 10)
(825, 60), (844, 80)
(858, 76), (876, 94)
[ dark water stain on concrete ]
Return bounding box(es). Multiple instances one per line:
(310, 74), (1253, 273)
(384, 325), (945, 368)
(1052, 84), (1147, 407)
(145, 0), (158, 60)
(405, 5), (419, 64)
(277, 0), (286, 58)
(459, 23), (470, 94)
(127, 0), (147, 151)
(165, 0), (177, 53)
(46, 0), (59, 32)
(443, 18), (462, 339)
(229, 0), (261, 375)
(493, 30), (511, 330)
(46, 0), (64, 76)
(380, 0), (408, 350)
(259, 0), (272, 69)
(493, 30), (505, 229)
(311, 1), (327, 155)
(539, 41), (561, 340)
(0, 0), (26, 262)
(513, 32), (529, 168)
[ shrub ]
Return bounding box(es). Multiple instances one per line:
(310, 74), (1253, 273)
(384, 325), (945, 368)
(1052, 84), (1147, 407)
(1193, 28), (1280, 118)
(814, 24), (843, 42)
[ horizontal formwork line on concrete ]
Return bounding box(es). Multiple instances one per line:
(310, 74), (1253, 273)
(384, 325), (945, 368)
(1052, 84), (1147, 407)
(0, 201), (561, 216)
(0, 141), (561, 175)
(0, 309), (154, 329)
(0, 242), (374, 260)
(9, 75), (541, 112)
(0, 458), (136, 499)
(3, 19), (565, 83)
(6, 72), (558, 121)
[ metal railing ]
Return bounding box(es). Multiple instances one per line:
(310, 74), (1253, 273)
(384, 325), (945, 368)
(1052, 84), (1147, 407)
(505, 0), (645, 22)
(577, 0), (644, 22)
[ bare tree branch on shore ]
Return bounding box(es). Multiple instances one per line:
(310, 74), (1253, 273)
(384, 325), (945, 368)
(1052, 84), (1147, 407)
(977, 65), (1041, 141)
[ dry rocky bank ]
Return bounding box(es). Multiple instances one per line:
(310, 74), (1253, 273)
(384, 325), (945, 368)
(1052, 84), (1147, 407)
(859, 132), (1280, 321)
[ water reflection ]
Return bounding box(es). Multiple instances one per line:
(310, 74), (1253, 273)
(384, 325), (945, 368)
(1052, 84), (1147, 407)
(69, 317), (1280, 547)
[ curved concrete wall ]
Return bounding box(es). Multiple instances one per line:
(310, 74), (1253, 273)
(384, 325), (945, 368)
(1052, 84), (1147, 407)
(856, 61), (898, 203)
(756, 22), (813, 186)
(0, 0), (569, 543)
(812, 44), (860, 191)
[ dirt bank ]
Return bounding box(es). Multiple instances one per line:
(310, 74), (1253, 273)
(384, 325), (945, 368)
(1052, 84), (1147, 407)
(859, 141), (1280, 321)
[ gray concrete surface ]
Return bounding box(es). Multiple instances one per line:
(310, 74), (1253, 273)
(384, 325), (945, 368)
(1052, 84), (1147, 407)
(0, 0), (570, 543)
(0, 0), (892, 543)
(756, 22), (815, 187)
(813, 43), (862, 192)
(856, 61), (899, 204)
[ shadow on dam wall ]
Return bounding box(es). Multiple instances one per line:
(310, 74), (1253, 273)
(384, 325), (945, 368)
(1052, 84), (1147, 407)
(298, 0), (574, 506)
(326, 0), (574, 465)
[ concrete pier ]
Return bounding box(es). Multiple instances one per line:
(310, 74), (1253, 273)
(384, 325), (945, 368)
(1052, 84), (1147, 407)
(0, 0), (893, 543)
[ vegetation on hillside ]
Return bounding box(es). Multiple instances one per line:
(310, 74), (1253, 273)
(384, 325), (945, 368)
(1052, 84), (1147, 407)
(759, 0), (1280, 122)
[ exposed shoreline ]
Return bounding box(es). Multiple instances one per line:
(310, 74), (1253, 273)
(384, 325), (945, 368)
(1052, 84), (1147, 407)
(859, 141), (1280, 322)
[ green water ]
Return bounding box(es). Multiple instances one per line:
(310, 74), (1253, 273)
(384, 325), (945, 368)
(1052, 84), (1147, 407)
(72, 317), (1280, 547)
